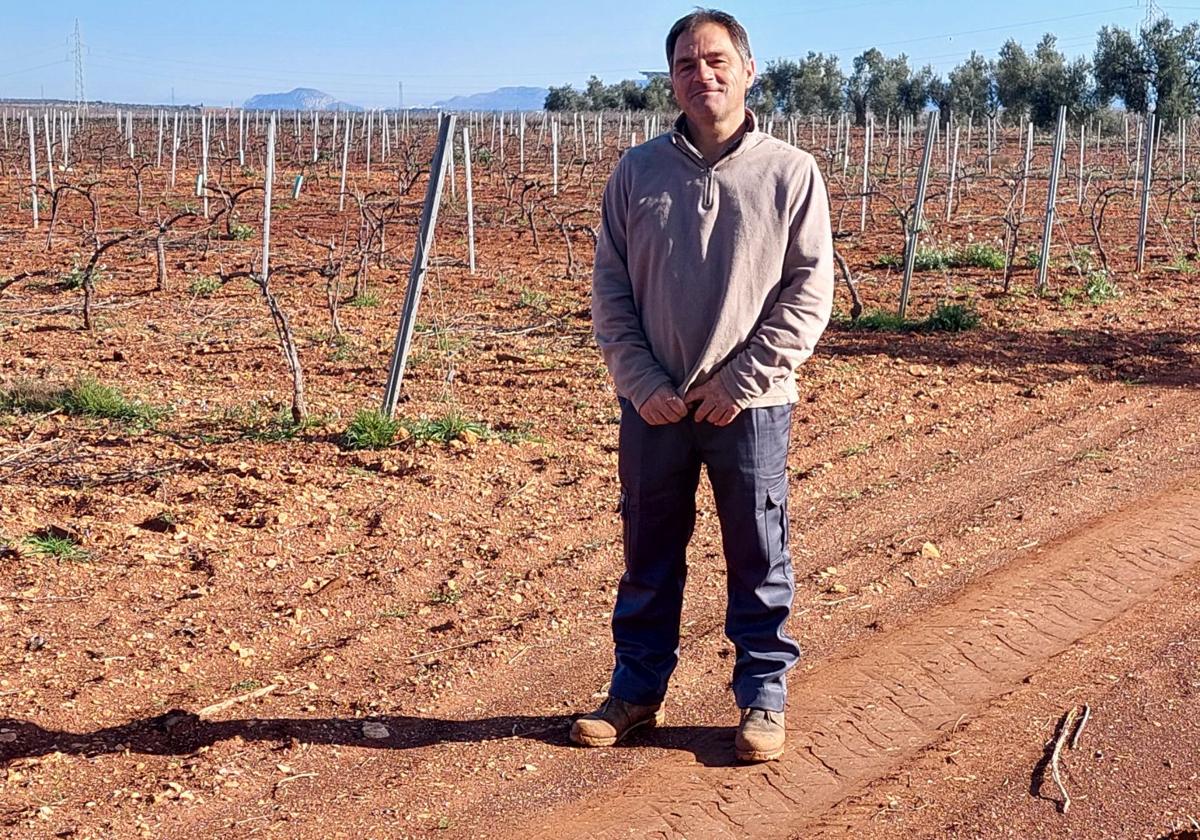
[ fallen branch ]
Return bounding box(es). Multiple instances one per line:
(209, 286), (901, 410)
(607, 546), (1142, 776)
(196, 683), (279, 719)
(1047, 703), (1090, 815)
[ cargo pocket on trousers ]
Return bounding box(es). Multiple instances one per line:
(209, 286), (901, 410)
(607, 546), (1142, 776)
(764, 479), (790, 564)
(618, 486), (631, 560)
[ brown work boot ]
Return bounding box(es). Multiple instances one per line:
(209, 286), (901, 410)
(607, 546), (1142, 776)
(735, 707), (785, 762)
(570, 696), (664, 747)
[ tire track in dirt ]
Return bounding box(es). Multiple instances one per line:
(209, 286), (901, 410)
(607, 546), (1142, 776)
(276, 385), (1195, 837)
(518, 482), (1200, 840)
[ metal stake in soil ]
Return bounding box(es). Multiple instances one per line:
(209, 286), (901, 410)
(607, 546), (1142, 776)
(1136, 112), (1156, 272)
(1036, 106), (1068, 295)
(897, 111), (937, 320)
(381, 113), (457, 418)
(463, 125), (476, 275)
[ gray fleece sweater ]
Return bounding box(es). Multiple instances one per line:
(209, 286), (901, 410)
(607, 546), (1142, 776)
(591, 112), (834, 410)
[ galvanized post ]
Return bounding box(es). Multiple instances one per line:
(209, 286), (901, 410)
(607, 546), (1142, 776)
(897, 111), (938, 320)
(447, 125), (457, 201)
(1020, 121), (1034, 214)
(463, 125), (476, 275)
(365, 110), (372, 181)
(27, 115), (38, 229)
(1136, 112), (1156, 272)
(946, 126), (961, 222)
(381, 114), (457, 417)
(1077, 123), (1085, 206)
(338, 117), (350, 212)
(201, 114), (209, 218)
(42, 111), (54, 193)
(262, 113), (276, 280)
(1036, 105), (1067, 295)
(860, 117), (872, 232)
(552, 118), (559, 196)
(171, 112), (179, 189)
(1180, 115), (1187, 181)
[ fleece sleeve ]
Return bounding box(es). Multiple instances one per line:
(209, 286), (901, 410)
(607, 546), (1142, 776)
(590, 157), (675, 409)
(716, 157), (834, 406)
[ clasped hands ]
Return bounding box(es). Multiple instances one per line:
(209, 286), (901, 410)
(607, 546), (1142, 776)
(638, 379), (741, 427)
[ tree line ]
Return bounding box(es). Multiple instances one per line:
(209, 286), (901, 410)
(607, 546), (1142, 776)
(545, 18), (1200, 128)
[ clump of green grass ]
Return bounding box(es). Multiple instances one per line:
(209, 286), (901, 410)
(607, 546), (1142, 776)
(23, 531), (87, 561)
(63, 377), (163, 424)
(343, 408), (403, 450)
(60, 263), (109, 290)
(402, 408), (489, 444)
(875, 243), (1006, 272)
(1069, 246), (1098, 273)
(957, 243), (1006, 270)
(1084, 271), (1120, 304)
(516, 289), (548, 311)
(189, 275), (222, 297)
(922, 302), (980, 332)
(1169, 254), (1196, 275)
(850, 302), (980, 333)
(851, 310), (911, 331)
(347, 290), (381, 308)
(1, 377), (162, 425)
(494, 420), (545, 445)
(229, 222), (255, 241)
(0, 380), (65, 413)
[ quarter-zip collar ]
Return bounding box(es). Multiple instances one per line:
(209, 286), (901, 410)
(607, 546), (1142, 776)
(669, 108), (760, 170)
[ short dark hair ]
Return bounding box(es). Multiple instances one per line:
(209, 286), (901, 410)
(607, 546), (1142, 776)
(666, 8), (752, 70)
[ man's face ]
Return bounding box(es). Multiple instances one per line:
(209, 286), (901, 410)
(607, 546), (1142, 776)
(670, 22), (755, 128)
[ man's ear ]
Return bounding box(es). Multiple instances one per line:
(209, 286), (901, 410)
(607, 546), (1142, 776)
(746, 56), (757, 88)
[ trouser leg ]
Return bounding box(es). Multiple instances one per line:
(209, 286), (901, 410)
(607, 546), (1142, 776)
(701, 404), (799, 712)
(609, 398), (700, 706)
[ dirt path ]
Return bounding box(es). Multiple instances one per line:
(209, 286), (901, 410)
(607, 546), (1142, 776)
(516, 482), (1200, 839)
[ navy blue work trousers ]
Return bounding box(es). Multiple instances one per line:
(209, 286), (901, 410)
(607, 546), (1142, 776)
(609, 397), (800, 712)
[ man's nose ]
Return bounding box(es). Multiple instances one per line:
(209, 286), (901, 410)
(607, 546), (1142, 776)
(697, 60), (716, 81)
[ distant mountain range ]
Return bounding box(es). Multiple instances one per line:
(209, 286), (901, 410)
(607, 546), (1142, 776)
(244, 88), (362, 111)
(239, 85), (551, 113)
(431, 86), (549, 111)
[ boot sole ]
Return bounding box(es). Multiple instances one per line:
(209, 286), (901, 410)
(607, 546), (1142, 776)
(735, 744), (785, 763)
(570, 708), (665, 747)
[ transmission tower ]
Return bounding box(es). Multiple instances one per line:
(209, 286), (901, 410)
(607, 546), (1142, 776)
(1142, 0), (1163, 30)
(72, 19), (86, 114)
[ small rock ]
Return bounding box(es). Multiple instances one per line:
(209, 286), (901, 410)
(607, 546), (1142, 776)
(362, 721), (390, 740)
(921, 542), (941, 559)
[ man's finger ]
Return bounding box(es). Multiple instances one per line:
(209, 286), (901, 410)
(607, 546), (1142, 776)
(693, 397), (717, 423)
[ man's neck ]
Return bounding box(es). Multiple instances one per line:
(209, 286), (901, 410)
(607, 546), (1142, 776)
(684, 111), (749, 165)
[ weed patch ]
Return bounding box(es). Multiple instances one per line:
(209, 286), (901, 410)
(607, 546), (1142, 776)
(343, 409), (403, 450)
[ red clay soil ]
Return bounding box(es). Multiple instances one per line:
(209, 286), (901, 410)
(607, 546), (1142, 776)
(0, 118), (1198, 838)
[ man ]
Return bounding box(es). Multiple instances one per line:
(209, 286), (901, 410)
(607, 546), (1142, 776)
(571, 8), (834, 763)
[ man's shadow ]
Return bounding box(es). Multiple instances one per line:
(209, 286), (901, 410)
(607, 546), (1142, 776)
(0, 711), (735, 767)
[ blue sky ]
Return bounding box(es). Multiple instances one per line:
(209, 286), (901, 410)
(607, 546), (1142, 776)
(0, 1), (1180, 107)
